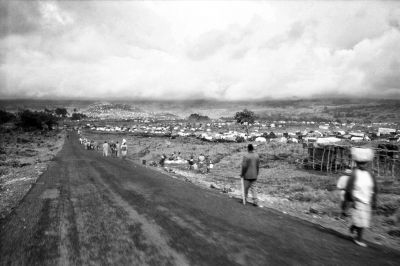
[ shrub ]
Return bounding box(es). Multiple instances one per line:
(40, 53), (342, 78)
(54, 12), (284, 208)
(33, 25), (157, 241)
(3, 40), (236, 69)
(0, 109), (15, 124)
(18, 109), (58, 130)
(55, 107), (68, 118)
(188, 113), (210, 121)
(71, 113), (87, 120)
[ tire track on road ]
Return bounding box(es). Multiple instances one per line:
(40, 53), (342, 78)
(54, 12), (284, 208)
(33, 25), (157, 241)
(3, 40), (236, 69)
(88, 160), (190, 266)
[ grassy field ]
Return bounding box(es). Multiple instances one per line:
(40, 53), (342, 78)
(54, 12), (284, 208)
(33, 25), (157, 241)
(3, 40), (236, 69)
(83, 130), (400, 249)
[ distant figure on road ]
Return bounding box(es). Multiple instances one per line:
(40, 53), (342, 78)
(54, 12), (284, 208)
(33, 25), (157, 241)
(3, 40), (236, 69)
(160, 154), (166, 167)
(116, 141), (121, 157)
(240, 144), (260, 206)
(198, 153), (205, 169)
(103, 141), (110, 157)
(120, 139), (128, 159)
(206, 156), (212, 173)
(110, 141), (116, 157)
(345, 147), (377, 248)
(188, 155), (194, 170)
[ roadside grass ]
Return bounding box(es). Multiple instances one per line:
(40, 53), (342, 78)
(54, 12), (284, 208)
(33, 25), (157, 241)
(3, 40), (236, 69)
(83, 131), (400, 248)
(0, 129), (65, 219)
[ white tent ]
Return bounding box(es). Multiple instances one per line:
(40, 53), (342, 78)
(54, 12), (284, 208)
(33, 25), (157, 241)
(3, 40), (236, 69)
(316, 137), (342, 144)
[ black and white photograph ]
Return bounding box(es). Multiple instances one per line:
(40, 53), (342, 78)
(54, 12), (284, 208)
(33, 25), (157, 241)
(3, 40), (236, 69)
(1, 0), (400, 265)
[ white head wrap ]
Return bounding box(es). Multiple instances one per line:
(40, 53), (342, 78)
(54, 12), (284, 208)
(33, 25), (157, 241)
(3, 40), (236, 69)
(351, 147), (374, 162)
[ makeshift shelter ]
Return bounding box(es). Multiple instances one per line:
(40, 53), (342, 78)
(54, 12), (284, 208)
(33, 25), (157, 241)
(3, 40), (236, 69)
(306, 143), (400, 177)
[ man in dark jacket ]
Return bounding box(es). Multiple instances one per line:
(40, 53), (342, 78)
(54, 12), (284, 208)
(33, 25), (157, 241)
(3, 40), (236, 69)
(241, 144), (260, 206)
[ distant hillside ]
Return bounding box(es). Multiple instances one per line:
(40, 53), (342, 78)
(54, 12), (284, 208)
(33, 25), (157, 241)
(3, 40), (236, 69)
(1, 98), (399, 123)
(83, 102), (149, 119)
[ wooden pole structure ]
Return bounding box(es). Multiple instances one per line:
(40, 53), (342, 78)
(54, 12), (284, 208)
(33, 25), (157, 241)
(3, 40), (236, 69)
(335, 147), (338, 173)
(384, 149), (388, 176)
(313, 147), (316, 170)
(321, 147), (325, 172)
(377, 153), (380, 177)
(372, 155), (375, 175)
(326, 146), (331, 174)
(340, 148), (344, 171)
(330, 147), (337, 173)
(392, 157), (395, 179)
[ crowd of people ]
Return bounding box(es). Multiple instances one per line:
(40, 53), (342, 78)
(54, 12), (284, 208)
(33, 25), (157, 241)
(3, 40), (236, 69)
(158, 152), (213, 173)
(78, 136), (128, 159)
(79, 137), (99, 150)
(101, 139), (128, 159)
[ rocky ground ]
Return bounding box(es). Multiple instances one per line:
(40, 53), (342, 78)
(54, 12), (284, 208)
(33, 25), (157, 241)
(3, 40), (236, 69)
(0, 129), (65, 221)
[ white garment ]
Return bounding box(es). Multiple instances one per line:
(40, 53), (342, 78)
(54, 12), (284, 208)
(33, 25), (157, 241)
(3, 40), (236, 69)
(337, 175), (349, 201)
(103, 143), (109, 157)
(352, 169), (374, 204)
(337, 175), (349, 190)
(120, 144), (128, 157)
(352, 201), (372, 228)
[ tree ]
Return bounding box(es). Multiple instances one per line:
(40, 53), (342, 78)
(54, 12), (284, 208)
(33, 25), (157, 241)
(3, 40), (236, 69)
(234, 109), (256, 135)
(71, 113), (87, 120)
(18, 110), (58, 130)
(55, 107), (68, 118)
(188, 113), (210, 121)
(0, 110), (16, 124)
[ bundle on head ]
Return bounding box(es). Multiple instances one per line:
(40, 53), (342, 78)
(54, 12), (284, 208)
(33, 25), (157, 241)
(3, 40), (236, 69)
(351, 147), (374, 163)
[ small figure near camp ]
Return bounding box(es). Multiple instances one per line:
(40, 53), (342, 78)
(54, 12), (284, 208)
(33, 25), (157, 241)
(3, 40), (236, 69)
(188, 154), (194, 170)
(206, 156), (213, 173)
(110, 141), (116, 157)
(345, 147), (377, 248)
(103, 141), (109, 157)
(120, 139), (128, 159)
(240, 144), (260, 206)
(160, 153), (166, 167)
(116, 141), (121, 157)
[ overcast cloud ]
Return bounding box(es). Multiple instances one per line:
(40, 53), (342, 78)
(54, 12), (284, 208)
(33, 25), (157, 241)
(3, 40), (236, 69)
(0, 0), (400, 100)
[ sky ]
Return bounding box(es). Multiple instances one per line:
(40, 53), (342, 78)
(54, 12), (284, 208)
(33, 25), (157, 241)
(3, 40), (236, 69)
(0, 0), (400, 101)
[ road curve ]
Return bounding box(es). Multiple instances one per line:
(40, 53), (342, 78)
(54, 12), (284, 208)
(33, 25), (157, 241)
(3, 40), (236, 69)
(1, 132), (399, 266)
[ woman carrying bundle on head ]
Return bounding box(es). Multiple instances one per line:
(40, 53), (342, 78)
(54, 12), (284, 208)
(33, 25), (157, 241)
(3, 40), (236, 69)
(345, 147), (378, 248)
(120, 139), (128, 160)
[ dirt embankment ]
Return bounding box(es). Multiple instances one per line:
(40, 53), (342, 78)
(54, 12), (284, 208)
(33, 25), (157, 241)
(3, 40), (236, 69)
(0, 129), (65, 220)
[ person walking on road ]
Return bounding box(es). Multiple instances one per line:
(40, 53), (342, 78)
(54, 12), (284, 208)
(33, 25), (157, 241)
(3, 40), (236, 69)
(120, 139), (128, 160)
(102, 141), (110, 157)
(240, 144), (260, 206)
(116, 141), (121, 158)
(345, 147), (377, 248)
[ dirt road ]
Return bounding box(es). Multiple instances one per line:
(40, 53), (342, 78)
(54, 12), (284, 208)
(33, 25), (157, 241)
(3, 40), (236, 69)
(1, 133), (399, 266)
